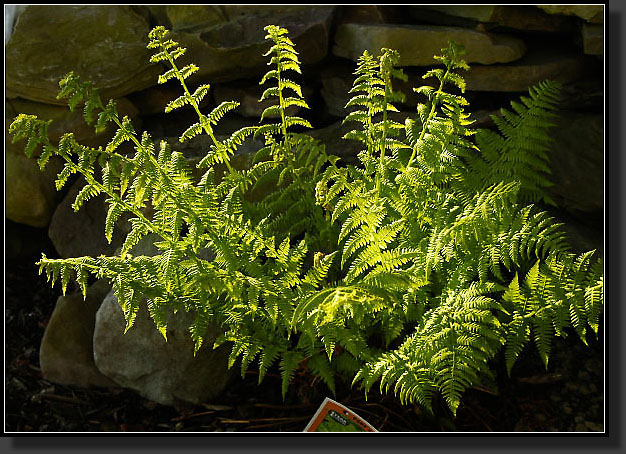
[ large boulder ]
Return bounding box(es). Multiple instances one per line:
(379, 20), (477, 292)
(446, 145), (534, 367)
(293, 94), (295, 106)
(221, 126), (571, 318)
(333, 23), (527, 66)
(39, 279), (118, 388)
(5, 96), (139, 228)
(92, 234), (235, 406)
(93, 288), (234, 406)
(5, 151), (63, 228)
(6, 6), (161, 104)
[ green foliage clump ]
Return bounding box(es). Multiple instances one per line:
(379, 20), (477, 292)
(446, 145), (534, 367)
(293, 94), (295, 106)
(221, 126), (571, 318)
(10, 25), (603, 417)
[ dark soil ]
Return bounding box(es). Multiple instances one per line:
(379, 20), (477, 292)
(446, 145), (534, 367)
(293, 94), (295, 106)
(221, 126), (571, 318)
(5, 223), (604, 433)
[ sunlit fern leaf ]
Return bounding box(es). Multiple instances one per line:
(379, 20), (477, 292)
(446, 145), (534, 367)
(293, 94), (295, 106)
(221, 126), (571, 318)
(279, 350), (304, 399)
(307, 353), (336, 395)
(72, 183), (102, 212)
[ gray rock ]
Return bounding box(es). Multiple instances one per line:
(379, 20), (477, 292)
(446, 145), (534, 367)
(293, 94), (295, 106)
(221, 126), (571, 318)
(48, 179), (131, 259)
(332, 23), (527, 66)
(213, 80), (313, 119)
(320, 74), (353, 118)
(93, 288), (233, 406)
(537, 5), (603, 24)
(5, 96), (138, 229)
(166, 5), (228, 32)
(39, 279), (118, 388)
(127, 82), (211, 116)
(93, 234), (234, 406)
(413, 5), (572, 32)
(6, 97), (139, 149)
(5, 6), (161, 104)
(337, 5), (386, 24)
(545, 112), (603, 215)
(463, 47), (596, 92)
(582, 24), (603, 55)
(5, 151), (63, 228)
(308, 121), (364, 166)
(170, 6), (335, 84)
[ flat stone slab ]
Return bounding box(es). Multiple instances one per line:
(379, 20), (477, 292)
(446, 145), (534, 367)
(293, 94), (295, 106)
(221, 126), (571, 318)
(333, 23), (526, 66)
(413, 5), (572, 32)
(537, 5), (603, 23)
(463, 47), (597, 92)
(582, 24), (603, 55)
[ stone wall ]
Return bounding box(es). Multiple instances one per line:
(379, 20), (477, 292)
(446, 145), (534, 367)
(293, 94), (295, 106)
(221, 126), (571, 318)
(5, 5), (604, 403)
(6, 5), (604, 228)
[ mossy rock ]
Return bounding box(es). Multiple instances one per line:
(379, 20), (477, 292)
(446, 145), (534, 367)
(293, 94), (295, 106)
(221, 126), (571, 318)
(6, 5), (161, 104)
(333, 23), (526, 66)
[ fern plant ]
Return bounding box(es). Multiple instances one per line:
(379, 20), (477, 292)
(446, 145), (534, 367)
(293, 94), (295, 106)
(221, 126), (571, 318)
(246, 25), (338, 252)
(10, 25), (340, 399)
(313, 42), (603, 416)
(10, 25), (603, 419)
